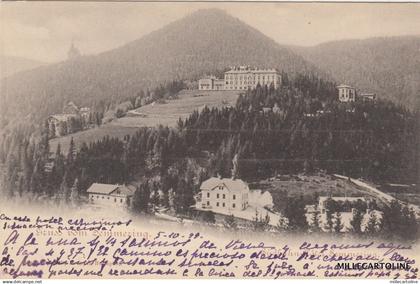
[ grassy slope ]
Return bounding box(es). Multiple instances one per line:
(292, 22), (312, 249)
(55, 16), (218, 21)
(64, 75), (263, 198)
(49, 90), (241, 154)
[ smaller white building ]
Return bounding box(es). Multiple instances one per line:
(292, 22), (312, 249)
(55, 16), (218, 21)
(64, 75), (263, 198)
(87, 183), (135, 208)
(198, 177), (249, 211)
(359, 93), (376, 102)
(337, 84), (357, 102)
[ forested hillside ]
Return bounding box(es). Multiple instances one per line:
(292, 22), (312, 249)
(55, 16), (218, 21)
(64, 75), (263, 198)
(2, 73), (416, 201)
(1, 71), (418, 239)
(292, 36), (420, 109)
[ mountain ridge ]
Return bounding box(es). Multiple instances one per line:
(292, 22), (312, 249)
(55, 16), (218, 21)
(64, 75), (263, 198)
(1, 9), (419, 129)
(0, 9), (321, 125)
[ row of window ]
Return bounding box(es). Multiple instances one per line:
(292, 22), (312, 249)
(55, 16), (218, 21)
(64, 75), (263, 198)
(225, 75), (277, 80)
(91, 195), (124, 203)
(205, 201), (236, 208)
(227, 86), (249, 90)
(340, 89), (355, 95)
(206, 192), (236, 200)
(226, 80), (277, 85)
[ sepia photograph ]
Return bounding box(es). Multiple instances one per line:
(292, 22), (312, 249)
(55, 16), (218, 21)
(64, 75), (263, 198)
(0, 1), (419, 281)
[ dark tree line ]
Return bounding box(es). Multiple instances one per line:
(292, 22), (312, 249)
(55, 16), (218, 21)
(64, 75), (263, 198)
(180, 76), (417, 184)
(1, 72), (418, 239)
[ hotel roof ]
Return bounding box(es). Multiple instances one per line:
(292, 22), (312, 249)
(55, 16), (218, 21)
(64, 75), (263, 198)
(87, 183), (135, 196)
(200, 177), (249, 193)
(337, 84), (355, 89)
(225, 69), (278, 74)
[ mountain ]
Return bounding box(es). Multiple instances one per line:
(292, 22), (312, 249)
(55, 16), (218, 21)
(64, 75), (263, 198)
(0, 9), (319, 125)
(0, 55), (45, 78)
(291, 36), (420, 108)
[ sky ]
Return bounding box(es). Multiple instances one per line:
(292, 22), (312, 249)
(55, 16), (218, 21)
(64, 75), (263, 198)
(1, 2), (420, 63)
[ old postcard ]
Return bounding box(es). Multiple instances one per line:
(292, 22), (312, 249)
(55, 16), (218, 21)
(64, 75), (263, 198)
(0, 1), (419, 281)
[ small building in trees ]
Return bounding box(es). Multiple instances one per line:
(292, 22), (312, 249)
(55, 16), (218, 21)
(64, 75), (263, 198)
(80, 107), (91, 120)
(47, 102), (92, 137)
(359, 93), (377, 102)
(197, 177), (249, 211)
(47, 114), (78, 137)
(87, 183), (135, 208)
(337, 84), (357, 102)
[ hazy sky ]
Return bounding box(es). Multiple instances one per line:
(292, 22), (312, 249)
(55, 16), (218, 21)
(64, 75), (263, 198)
(1, 2), (420, 63)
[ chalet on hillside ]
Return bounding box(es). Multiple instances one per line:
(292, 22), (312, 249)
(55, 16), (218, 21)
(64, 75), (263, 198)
(87, 183), (135, 208)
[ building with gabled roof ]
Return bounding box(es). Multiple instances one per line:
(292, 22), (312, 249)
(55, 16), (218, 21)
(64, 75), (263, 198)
(63, 101), (80, 114)
(87, 183), (135, 208)
(198, 177), (249, 211)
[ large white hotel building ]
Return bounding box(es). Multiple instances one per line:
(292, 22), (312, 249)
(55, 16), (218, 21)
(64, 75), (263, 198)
(224, 66), (281, 90)
(199, 66), (282, 91)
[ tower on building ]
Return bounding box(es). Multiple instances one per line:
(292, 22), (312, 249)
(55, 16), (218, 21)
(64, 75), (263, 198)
(68, 42), (81, 60)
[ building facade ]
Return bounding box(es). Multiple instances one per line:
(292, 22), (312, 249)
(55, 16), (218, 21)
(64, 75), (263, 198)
(337, 84), (357, 102)
(47, 101), (91, 137)
(198, 177), (249, 211)
(87, 183), (135, 208)
(198, 76), (225, 91)
(213, 79), (225, 90)
(198, 76), (215, 90)
(224, 66), (281, 90)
